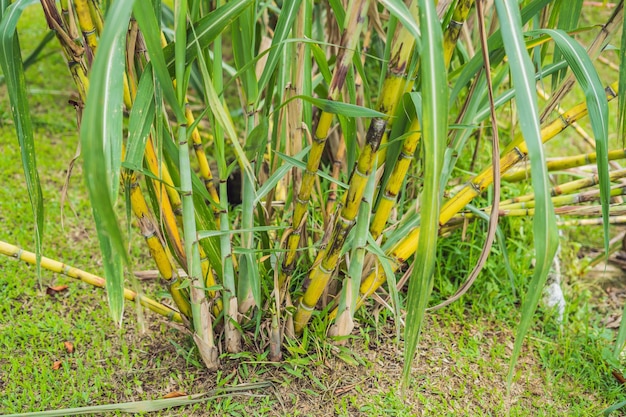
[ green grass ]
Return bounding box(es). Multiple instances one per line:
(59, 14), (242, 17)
(1, 4), (626, 417)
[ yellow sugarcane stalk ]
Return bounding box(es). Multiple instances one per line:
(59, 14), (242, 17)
(443, 0), (474, 68)
(73, 0), (98, 55)
(336, 83), (620, 317)
(498, 168), (626, 207)
(503, 148), (626, 182)
(40, 1), (90, 100)
(86, 0), (103, 36)
(294, 118), (386, 331)
(449, 185), (626, 223)
(493, 202), (626, 218)
(126, 174), (193, 318)
(370, 0), (474, 238)
(281, 0), (370, 280)
(373, 5), (418, 165)
(186, 105), (220, 205)
(294, 2), (438, 330)
(371, 117), (421, 238)
(0, 241), (182, 323)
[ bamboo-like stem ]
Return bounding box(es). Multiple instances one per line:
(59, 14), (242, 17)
(212, 7), (241, 352)
(558, 216), (626, 226)
(497, 168), (626, 207)
(490, 201), (626, 218)
(503, 148), (626, 182)
(335, 83), (619, 317)
(41, 0), (90, 102)
(373, 4), (418, 165)
(442, 0), (475, 69)
(73, 0), (98, 57)
(294, 118), (386, 332)
(328, 166), (376, 338)
(125, 172), (192, 319)
(0, 241), (182, 322)
(449, 185), (626, 223)
(186, 104), (220, 206)
(326, 137), (346, 216)
(499, 185), (626, 211)
(370, 0), (474, 239)
(86, 0), (103, 36)
(282, 0), (370, 277)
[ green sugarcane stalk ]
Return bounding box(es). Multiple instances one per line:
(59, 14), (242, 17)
(492, 203), (626, 218)
(212, 9), (241, 353)
(174, 0), (217, 369)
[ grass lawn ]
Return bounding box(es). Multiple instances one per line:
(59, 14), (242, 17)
(1, 5), (626, 416)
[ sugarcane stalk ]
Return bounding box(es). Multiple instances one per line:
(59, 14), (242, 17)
(41, 0), (197, 319)
(442, 0), (474, 68)
(449, 185), (626, 223)
(73, 0), (97, 56)
(186, 104), (220, 205)
(558, 216), (626, 226)
(294, 117), (386, 332)
(498, 185), (626, 211)
(491, 202), (626, 218)
(336, 82), (619, 317)
(373, 5), (418, 165)
(0, 241), (182, 322)
(86, 0), (103, 36)
(497, 168), (626, 207)
(328, 164), (377, 338)
(281, 0), (370, 278)
(174, 0), (218, 369)
(125, 171), (192, 319)
(40, 0), (90, 101)
(326, 136), (346, 216)
(212, 9), (241, 352)
(370, 0), (474, 238)
(503, 148), (626, 182)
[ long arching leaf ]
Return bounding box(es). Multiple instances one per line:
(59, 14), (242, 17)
(402, 0), (448, 389)
(0, 0), (43, 280)
(494, 0), (560, 389)
(80, 0), (135, 324)
(533, 29), (610, 252)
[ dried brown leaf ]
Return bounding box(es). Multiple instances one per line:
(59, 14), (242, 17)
(163, 390), (187, 398)
(46, 285), (69, 296)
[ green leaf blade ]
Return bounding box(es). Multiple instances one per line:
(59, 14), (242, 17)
(0, 0), (44, 280)
(80, 0), (135, 324)
(402, 0), (448, 389)
(494, 0), (559, 389)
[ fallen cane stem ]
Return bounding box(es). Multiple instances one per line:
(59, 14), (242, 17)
(0, 240), (182, 323)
